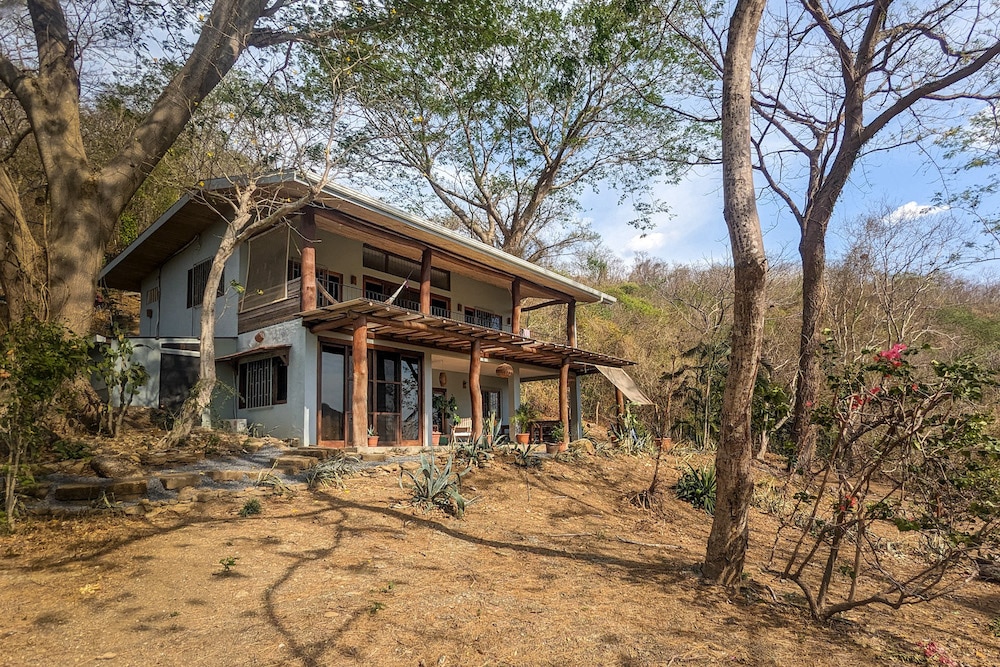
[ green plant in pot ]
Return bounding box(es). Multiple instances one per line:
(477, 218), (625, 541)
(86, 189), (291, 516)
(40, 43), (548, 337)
(512, 402), (538, 444)
(433, 394), (460, 442)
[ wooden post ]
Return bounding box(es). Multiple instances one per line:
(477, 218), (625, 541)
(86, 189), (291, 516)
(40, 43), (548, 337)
(566, 300), (577, 347)
(420, 248), (432, 314)
(559, 359), (570, 450)
(300, 210), (317, 311)
(511, 278), (522, 334)
(351, 318), (369, 449)
(615, 388), (626, 418)
(470, 339), (483, 440)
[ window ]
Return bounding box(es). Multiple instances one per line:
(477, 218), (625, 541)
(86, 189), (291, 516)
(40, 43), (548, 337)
(363, 245), (450, 290)
(187, 259), (224, 308)
(465, 307), (502, 330)
(482, 390), (501, 421)
(146, 285), (160, 305)
(238, 356), (288, 409)
(288, 260), (342, 305)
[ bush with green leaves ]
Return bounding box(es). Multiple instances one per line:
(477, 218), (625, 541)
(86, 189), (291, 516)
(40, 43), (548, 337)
(399, 454), (472, 518)
(93, 328), (148, 437)
(675, 464), (716, 515)
(239, 498), (262, 517)
(508, 438), (541, 468)
(610, 403), (652, 455)
(771, 342), (1000, 620)
(0, 318), (90, 530)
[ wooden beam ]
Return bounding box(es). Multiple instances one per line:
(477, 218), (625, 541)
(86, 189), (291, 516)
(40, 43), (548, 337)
(521, 299), (566, 313)
(352, 317), (369, 449)
(420, 248), (432, 314)
(566, 300), (577, 348)
(300, 210), (317, 312)
(511, 278), (522, 335)
(615, 388), (626, 418)
(560, 359), (570, 450)
(470, 340), (483, 441)
(361, 315), (539, 355)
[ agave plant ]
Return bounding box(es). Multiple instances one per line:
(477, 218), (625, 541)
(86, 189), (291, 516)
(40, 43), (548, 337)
(306, 452), (361, 489)
(675, 464), (717, 515)
(399, 454), (473, 518)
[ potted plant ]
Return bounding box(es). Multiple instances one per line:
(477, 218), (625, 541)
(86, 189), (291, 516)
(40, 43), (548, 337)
(367, 425), (380, 447)
(433, 393), (461, 442)
(512, 402), (537, 444)
(547, 422), (565, 454)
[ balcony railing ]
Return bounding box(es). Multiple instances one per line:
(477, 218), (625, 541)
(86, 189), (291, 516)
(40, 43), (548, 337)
(335, 283), (512, 333)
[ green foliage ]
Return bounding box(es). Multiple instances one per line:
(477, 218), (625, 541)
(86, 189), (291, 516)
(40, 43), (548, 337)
(52, 440), (92, 461)
(94, 329), (149, 437)
(512, 402), (539, 431)
(399, 454), (472, 518)
(510, 439), (542, 468)
(433, 394), (461, 427)
(0, 318), (90, 530)
(218, 556), (239, 573)
(988, 616), (1000, 638)
(306, 453), (360, 489)
(239, 498), (262, 517)
(453, 434), (494, 468)
(776, 341), (1000, 619)
(609, 403), (652, 455)
(675, 464), (717, 515)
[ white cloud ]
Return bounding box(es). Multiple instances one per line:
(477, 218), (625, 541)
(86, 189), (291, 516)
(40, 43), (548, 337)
(885, 201), (950, 223)
(624, 232), (666, 253)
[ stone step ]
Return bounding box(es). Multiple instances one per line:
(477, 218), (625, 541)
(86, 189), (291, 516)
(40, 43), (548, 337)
(53, 478), (148, 502)
(205, 470), (249, 482)
(269, 455), (318, 474)
(287, 447), (338, 460)
(155, 472), (202, 490)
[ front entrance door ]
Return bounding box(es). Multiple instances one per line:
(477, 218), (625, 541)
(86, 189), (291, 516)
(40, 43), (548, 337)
(371, 350), (421, 446)
(319, 344), (349, 447)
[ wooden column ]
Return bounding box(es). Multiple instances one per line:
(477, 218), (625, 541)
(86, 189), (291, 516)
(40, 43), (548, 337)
(511, 278), (522, 335)
(419, 248), (432, 314)
(615, 388), (626, 418)
(559, 359), (570, 450)
(300, 210), (317, 311)
(351, 318), (369, 449)
(470, 339), (483, 440)
(566, 300), (577, 347)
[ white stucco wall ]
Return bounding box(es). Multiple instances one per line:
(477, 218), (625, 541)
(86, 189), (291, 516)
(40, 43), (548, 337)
(138, 219), (241, 339)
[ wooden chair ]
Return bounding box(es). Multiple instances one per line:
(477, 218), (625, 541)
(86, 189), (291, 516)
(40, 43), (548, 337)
(451, 418), (473, 445)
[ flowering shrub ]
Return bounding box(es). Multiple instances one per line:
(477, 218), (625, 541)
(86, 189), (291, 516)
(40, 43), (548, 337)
(769, 340), (1000, 619)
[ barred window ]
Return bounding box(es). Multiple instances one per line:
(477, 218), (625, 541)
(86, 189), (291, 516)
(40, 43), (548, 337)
(238, 357), (288, 409)
(465, 307), (502, 330)
(187, 259), (224, 308)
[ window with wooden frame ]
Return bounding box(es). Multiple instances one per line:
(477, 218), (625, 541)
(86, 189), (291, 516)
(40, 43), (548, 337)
(288, 260), (342, 305)
(186, 259), (224, 308)
(362, 245), (451, 290)
(238, 356), (288, 409)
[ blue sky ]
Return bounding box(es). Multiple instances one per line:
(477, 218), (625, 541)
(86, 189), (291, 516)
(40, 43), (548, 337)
(582, 141), (998, 273)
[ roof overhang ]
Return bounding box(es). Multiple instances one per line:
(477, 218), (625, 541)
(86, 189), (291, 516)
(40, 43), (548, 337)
(302, 298), (633, 374)
(99, 172), (617, 306)
(217, 344), (291, 365)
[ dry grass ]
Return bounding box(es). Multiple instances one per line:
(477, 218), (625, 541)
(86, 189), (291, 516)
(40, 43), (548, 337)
(0, 451), (997, 666)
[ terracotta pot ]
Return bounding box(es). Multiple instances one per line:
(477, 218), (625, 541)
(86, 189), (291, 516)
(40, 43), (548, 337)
(515, 432), (530, 445)
(367, 436), (380, 447)
(431, 431), (442, 446)
(545, 443), (560, 455)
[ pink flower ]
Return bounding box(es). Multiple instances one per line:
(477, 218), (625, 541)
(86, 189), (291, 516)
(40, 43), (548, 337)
(876, 343), (907, 367)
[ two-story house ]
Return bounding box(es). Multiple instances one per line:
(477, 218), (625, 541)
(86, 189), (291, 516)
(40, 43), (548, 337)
(99, 174), (639, 449)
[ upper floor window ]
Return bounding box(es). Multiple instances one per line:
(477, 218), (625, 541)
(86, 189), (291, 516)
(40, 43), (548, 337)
(465, 307), (502, 330)
(288, 260), (342, 306)
(187, 259), (224, 308)
(363, 245), (450, 291)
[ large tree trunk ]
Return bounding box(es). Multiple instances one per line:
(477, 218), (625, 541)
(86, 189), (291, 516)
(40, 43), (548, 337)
(790, 219), (828, 471)
(702, 0), (768, 588)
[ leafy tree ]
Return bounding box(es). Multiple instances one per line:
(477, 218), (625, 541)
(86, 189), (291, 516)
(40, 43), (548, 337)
(0, 0), (450, 334)
(343, 0), (710, 262)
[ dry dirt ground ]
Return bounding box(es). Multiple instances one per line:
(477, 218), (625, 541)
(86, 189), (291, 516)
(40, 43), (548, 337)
(1, 451), (998, 667)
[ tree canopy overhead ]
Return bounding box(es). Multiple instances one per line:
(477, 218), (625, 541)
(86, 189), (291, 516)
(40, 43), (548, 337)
(342, 0), (712, 262)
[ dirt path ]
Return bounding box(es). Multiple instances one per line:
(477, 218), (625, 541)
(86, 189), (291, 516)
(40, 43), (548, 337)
(1, 455), (997, 666)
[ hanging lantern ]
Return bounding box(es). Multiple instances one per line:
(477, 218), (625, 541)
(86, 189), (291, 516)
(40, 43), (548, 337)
(496, 363), (514, 379)
(438, 372), (448, 387)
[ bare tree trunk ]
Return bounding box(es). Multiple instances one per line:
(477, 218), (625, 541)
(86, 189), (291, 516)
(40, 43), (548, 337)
(790, 221), (827, 470)
(163, 226), (238, 447)
(702, 0), (768, 587)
